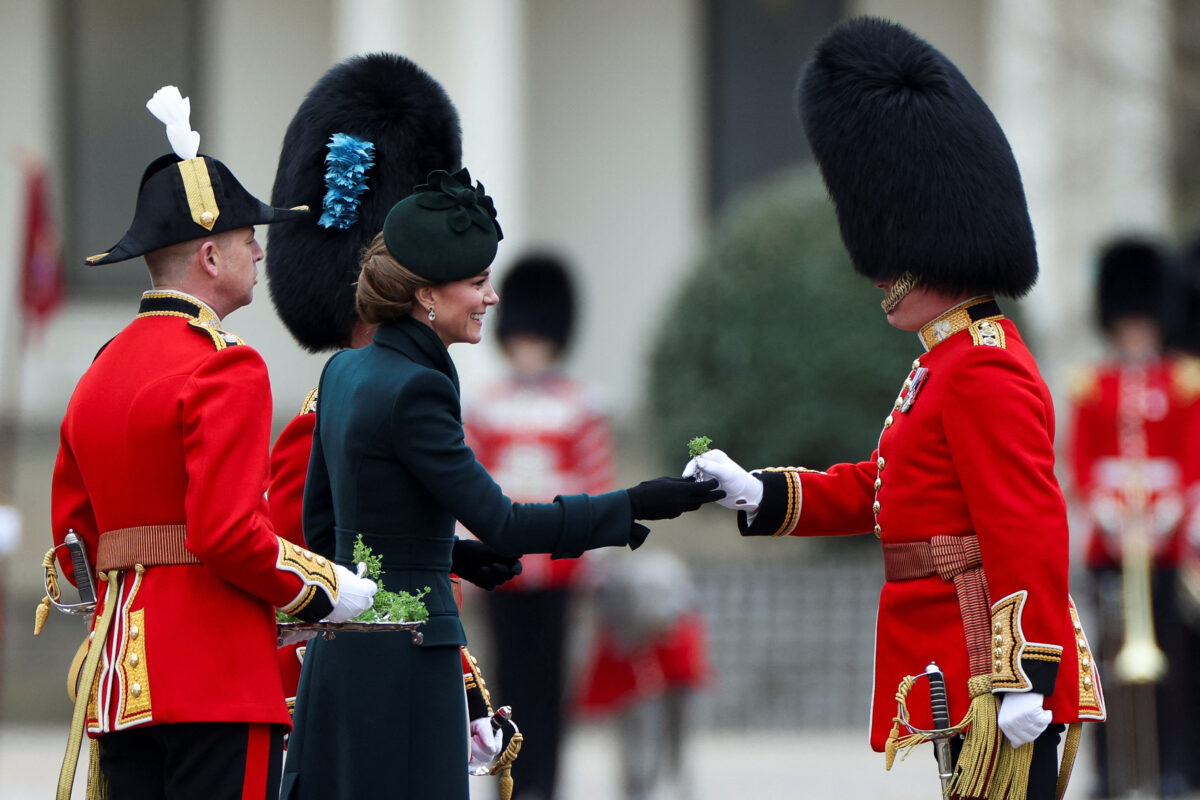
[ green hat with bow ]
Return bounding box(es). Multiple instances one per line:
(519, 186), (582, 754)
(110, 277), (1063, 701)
(382, 168), (503, 283)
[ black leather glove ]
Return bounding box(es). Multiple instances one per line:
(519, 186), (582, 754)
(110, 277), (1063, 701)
(626, 476), (724, 520)
(451, 539), (523, 590)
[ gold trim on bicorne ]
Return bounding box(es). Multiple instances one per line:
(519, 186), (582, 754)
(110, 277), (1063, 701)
(277, 539), (338, 616)
(1068, 596), (1106, 720)
(300, 387), (319, 416)
(84, 252), (111, 264)
(990, 590), (1063, 691)
(918, 297), (1004, 351)
(177, 157), (220, 230)
(462, 646), (494, 713)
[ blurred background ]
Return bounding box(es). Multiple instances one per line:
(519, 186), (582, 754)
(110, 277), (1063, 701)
(3, 0), (1200, 797)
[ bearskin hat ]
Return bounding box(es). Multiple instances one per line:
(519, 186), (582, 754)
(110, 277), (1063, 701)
(797, 17), (1038, 297)
(1169, 233), (1200, 354)
(1097, 236), (1168, 333)
(495, 253), (577, 352)
(268, 53), (462, 351)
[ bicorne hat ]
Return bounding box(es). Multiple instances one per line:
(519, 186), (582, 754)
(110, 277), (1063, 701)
(268, 53), (463, 352)
(797, 17), (1038, 297)
(1097, 236), (1168, 333)
(382, 168), (502, 284)
(496, 253), (576, 352)
(86, 87), (307, 266)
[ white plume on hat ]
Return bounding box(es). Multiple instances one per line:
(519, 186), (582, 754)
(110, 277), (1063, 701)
(146, 85), (200, 160)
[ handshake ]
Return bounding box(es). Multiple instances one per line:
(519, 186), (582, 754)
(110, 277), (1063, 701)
(682, 448), (763, 512)
(622, 445), (763, 521)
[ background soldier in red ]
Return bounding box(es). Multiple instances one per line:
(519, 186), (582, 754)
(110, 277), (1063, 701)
(685, 17), (1104, 800)
(1066, 237), (1200, 797)
(463, 254), (609, 800)
(49, 87), (376, 799)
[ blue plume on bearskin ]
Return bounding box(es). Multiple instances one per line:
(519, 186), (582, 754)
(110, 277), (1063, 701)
(269, 53), (462, 352)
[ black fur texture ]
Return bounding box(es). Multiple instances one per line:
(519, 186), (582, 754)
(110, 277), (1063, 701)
(1097, 236), (1168, 333)
(269, 53), (462, 352)
(496, 253), (577, 353)
(797, 17), (1038, 297)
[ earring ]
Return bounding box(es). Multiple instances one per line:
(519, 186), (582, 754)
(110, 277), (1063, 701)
(427, 305), (436, 322)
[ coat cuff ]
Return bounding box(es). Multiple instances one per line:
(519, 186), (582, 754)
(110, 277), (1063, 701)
(990, 590), (1062, 696)
(738, 470), (801, 537)
(550, 490), (633, 558)
(278, 538), (338, 623)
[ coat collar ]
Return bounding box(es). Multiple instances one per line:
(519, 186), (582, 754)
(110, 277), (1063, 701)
(373, 316), (461, 395)
(138, 289), (222, 325)
(917, 296), (1003, 352)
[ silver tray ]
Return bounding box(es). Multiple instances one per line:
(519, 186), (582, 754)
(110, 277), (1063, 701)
(278, 620), (424, 644)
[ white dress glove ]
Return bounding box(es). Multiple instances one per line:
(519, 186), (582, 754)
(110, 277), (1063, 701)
(997, 691), (1051, 747)
(323, 562), (378, 623)
(683, 449), (763, 511)
(468, 717), (503, 771)
(277, 627), (318, 648)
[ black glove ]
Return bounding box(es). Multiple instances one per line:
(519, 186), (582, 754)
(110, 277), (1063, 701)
(626, 476), (724, 520)
(451, 539), (523, 590)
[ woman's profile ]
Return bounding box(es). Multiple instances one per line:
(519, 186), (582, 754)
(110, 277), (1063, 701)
(281, 168), (721, 799)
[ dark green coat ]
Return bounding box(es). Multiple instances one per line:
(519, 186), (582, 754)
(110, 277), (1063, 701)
(281, 317), (641, 799)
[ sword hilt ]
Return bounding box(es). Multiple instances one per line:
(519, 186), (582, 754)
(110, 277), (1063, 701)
(926, 662), (955, 793)
(926, 662), (950, 729)
(491, 705), (512, 732)
(64, 532), (96, 605)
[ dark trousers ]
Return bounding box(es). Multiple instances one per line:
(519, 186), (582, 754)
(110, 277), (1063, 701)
(947, 723), (1064, 800)
(485, 588), (570, 800)
(99, 721), (284, 800)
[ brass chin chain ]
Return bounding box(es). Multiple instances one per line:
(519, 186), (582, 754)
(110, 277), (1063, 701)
(881, 272), (918, 313)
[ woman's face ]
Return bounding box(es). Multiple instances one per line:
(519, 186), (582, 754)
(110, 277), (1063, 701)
(428, 269), (499, 346)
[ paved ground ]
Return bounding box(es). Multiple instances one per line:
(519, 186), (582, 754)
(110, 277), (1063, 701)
(2, 722), (1104, 799)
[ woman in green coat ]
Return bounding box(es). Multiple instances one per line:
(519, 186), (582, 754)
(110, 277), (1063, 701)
(281, 169), (721, 799)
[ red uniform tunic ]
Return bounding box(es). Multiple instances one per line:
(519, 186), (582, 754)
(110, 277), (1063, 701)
(740, 298), (1105, 751)
(464, 374), (613, 589)
(52, 290), (340, 735)
(268, 394), (320, 715)
(1066, 359), (1200, 569)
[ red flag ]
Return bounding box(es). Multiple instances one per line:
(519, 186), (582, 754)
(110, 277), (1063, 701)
(20, 165), (65, 336)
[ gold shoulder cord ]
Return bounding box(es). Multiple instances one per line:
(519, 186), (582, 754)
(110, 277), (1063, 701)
(300, 387), (319, 415)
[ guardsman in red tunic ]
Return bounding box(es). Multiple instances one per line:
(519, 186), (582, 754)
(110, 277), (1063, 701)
(49, 87), (376, 800)
(1066, 237), (1200, 797)
(264, 55), (521, 768)
(684, 18), (1103, 800)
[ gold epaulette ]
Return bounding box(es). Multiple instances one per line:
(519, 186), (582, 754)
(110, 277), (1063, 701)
(187, 317), (245, 350)
(968, 318), (1006, 349)
(299, 387), (319, 415)
(1065, 364), (1099, 405)
(1172, 357), (1200, 403)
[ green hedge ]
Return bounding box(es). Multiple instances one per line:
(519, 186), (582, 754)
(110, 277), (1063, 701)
(648, 167), (921, 473)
